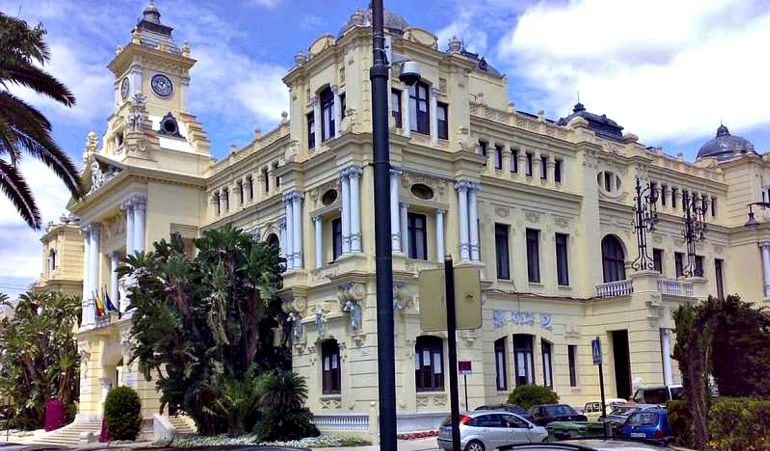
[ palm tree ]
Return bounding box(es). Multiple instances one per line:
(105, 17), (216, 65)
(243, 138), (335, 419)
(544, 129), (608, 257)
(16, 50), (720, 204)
(0, 13), (84, 229)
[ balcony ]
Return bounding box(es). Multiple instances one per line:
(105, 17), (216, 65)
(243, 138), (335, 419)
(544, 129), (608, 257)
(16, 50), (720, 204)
(595, 279), (634, 298)
(657, 277), (694, 297)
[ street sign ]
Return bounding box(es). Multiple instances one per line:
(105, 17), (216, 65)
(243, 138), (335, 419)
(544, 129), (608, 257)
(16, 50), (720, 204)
(419, 266), (482, 332)
(592, 338), (602, 365)
(458, 361), (472, 376)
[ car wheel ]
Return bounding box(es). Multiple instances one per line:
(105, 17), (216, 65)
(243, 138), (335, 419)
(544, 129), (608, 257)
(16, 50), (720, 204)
(465, 439), (485, 451)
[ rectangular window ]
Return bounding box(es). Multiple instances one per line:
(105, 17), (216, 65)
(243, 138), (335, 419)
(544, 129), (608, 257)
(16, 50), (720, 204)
(682, 190), (689, 211)
(555, 233), (569, 286)
(604, 172), (612, 191)
(513, 334), (535, 386)
(332, 218), (342, 261)
(415, 336), (444, 392)
(340, 93), (346, 119)
(262, 168), (269, 193)
(214, 192), (221, 216)
(247, 176), (254, 200)
(494, 338), (507, 391)
(711, 197), (717, 217)
(694, 255), (704, 277)
(275, 175), (281, 189)
(715, 258), (725, 300)
(568, 345), (578, 387)
(510, 149), (518, 173)
(478, 140), (488, 156)
(526, 228), (541, 283)
(307, 112), (315, 149)
(237, 181), (244, 205)
(671, 188), (678, 209)
(407, 213), (428, 260)
(495, 224), (510, 280)
(675, 252), (684, 277)
(222, 188), (229, 212)
(554, 159), (562, 183)
(321, 341), (341, 395)
(321, 89), (335, 142)
(409, 82), (430, 134)
(701, 194), (707, 212)
(661, 185), (667, 206)
(525, 152), (533, 176)
(391, 89), (402, 128)
(653, 248), (663, 273)
(437, 102), (448, 140)
(650, 182), (658, 204)
(540, 155), (548, 180)
(542, 340), (553, 388)
(494, 145), (503, 170)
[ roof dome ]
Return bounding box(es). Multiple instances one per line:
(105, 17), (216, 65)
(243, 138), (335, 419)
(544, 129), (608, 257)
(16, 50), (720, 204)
(338, 8), (409, 37)
(696, 125), (756, 160)
(557, 102), (624, 141)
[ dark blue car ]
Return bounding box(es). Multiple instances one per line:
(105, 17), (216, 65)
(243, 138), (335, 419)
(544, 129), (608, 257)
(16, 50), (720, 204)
(619, 407), (671, 444)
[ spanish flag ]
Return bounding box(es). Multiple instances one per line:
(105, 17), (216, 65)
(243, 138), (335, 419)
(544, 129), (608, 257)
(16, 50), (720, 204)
(103, 287), (117, 313)
(94, 290), (106, 317)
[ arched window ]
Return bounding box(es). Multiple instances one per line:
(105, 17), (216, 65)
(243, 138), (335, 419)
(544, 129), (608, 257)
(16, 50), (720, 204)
(48, 249), (57, 273)
(321, 340), (341, 395)
(266, 233), (279, 249)
(320, 87), (335, 142)
(415, 336), (444, 392)
(602, 235), (626, 282)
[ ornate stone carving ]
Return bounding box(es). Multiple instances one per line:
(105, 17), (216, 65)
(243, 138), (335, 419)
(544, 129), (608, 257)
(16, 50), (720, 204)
(341, 299), (362, 334)
(524, 210), (541, 224)
(287, 312), (304, 341)
(314, 306), (327, 339)
(564, 325), (581, 340)
(540, 313), (554, 331)
(320, 397), (342, 409)
(494, 206), (510, 218)
(127, 93), (148, 132)
(554, 217), (569, 228)
(88, 160), (122, 194)
(460, 329), (479, 347)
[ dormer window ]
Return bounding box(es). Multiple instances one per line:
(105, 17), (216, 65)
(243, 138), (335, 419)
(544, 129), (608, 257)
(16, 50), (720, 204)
(409, 81), (430, 135)
(320, 87), (335, 142)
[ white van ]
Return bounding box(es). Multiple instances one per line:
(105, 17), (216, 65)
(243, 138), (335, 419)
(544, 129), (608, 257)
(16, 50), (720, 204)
(631, 385), (684, 404)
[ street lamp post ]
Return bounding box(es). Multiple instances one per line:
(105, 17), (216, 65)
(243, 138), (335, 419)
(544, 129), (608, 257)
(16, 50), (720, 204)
(681, 192), (708, 277)
(370, 1), (397, 449)
(631, 178), (659, 271)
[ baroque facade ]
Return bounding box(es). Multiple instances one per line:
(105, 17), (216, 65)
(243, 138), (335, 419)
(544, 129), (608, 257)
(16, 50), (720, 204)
(37, 2), (770, 432)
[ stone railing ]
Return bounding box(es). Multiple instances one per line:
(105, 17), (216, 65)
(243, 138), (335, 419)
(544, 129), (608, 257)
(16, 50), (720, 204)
(313, 413), (370, 433)
(469, 102), (570, 140)
(657, 278), (694, 297)
(595, 279), (634, 298)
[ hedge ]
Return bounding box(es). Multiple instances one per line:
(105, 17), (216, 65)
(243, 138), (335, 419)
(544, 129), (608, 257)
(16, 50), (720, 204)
(104, 386), (142, 441)
(668, 397), (770, 449)
(507, 385), (559, 410)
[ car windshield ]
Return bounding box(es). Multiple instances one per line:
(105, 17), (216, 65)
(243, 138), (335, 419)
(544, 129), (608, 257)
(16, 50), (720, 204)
(543, 405), (577, 416)
(609, 406), (638, 416)
(628, 411), (659, 426)
(671, 386), (685, 400)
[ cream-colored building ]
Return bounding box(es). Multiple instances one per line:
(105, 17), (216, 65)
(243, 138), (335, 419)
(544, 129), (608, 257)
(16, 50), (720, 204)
(38, 1), (770, 434)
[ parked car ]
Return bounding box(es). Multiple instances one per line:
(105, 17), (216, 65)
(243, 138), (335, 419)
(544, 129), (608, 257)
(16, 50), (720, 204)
(475, 404), (534, 422)
(530, 404), (588, 426)
(583, 399), (627, 421)
(498, 438), (673, 450)
(631, 385), (683, 404)
(437, 411), (547, 451)
(602, 405), (660, 426)
(619, 408), (672, 445)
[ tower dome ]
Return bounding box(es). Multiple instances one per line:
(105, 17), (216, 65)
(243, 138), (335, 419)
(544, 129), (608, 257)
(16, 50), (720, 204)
(696, 125), (756, 160)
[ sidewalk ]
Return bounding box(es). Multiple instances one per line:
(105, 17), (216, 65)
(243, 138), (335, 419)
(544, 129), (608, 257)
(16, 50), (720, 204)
(314, 437), (439, 451)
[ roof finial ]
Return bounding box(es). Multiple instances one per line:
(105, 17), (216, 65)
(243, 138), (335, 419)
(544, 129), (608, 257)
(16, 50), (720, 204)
(576, 91), (580, 104)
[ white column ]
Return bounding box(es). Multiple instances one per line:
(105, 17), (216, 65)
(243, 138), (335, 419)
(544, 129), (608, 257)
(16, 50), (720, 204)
(314, 216), (323, 268)
(400, 203), (409, 257)
(390, 170), (401, 252)
(110, 252), (121, 312)
(292, 193), (303, 268)
(435, 209), (445, 261)
(279, 218), (288, 267)
(123, 201), (134, 255)
(401, 87), (411, 138)
(132, 196), (146, 253)
(332, 86), (341, 138)
(457, 181), (470, 261)
(312, 96), (322, 151)
(349, 167), (362, 252)
(430, 87), (439, 143)
(284, 196), (294, 270)
(85, 223), (101, 328)
(761, 242), (770, 297)
(80, 227), (90, 328)
(341, 169), (351, 254)
(469, 183), (480, 261)
(661, 329), (673, 386)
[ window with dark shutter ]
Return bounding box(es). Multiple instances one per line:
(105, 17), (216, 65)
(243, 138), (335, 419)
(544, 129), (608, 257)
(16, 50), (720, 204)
(541, 340), (553, 388)
(495, 338), (507, 391)
(513, 334), (535, 386)
(495, 224), (510, 280)
(321, 340), (341, 394)
(494, 145), (503, 170)
(675, 252), (684, 277)
(555, 233), (569, 286)
(715, 259), (725, 300)
(601, 235), (626, 282)
(391, 89), (402, 128)
(526, 152), (533, 176)
(653, 248), (663, 273)
(320, 87), (335, 142)
(526, 228), (540, 283)
(554, 159), (562, 183)
(332, 218), (342, 261)
(307, 112), (315, 148)
(415, 336), (444, 392)
(437, 102), (448, 140)
(568, 345), (578, 387)
(511, 149), (518, 173)
(409, 82), (430, 135)
(540, 155), (548, 179)
(408, 213), (428, 260)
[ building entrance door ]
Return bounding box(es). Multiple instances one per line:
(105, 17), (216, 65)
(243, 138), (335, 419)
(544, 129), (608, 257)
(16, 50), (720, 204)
(611, 330), (632, 399)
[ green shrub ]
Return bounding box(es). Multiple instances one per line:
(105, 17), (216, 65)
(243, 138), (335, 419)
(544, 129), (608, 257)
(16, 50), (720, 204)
(104, 387), (142, 440)
(255, 371), (319, 441)
(708, 398), (770, 450)
(667, 400), (694, 448)
(506, 385), (559, 410)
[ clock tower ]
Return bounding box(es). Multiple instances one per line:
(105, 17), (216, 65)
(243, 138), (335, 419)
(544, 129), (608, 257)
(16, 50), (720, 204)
(102, 0), (210, 162)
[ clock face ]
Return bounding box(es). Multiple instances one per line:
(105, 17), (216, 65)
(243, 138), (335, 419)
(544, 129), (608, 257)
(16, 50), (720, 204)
(120, 77), (130, 100)
(151, 74), (173, 97)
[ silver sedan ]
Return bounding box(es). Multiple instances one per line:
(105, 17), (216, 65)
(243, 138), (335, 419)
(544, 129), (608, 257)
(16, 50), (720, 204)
(437, 411), (548, 451)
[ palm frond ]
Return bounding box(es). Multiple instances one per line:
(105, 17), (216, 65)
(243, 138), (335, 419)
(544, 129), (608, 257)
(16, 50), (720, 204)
(3, 63), (75, 107)
(0, 159), (40, 228)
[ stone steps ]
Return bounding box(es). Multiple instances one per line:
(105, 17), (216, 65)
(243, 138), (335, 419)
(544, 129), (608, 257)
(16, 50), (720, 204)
(167, 415), (196, 435)
(23, 421), (101, 447)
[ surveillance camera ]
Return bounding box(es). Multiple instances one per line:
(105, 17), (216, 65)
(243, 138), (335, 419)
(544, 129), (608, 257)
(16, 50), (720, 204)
(398, 61), (422, 86)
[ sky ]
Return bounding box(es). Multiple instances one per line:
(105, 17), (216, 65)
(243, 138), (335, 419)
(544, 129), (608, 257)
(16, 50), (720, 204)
(1, 0), (770, 297)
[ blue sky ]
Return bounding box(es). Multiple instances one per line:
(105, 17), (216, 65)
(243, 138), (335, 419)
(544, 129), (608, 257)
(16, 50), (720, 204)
(1, 0), (770, 297)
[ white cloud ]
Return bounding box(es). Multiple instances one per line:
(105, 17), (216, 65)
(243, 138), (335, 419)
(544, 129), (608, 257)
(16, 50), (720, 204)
(437, 0), (532, 54)
(496, 0), (770, 144)
(249, 0), (282, 8)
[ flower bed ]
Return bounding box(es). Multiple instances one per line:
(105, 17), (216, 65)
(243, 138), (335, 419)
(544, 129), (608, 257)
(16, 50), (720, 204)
(172, 433), (371, 448)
